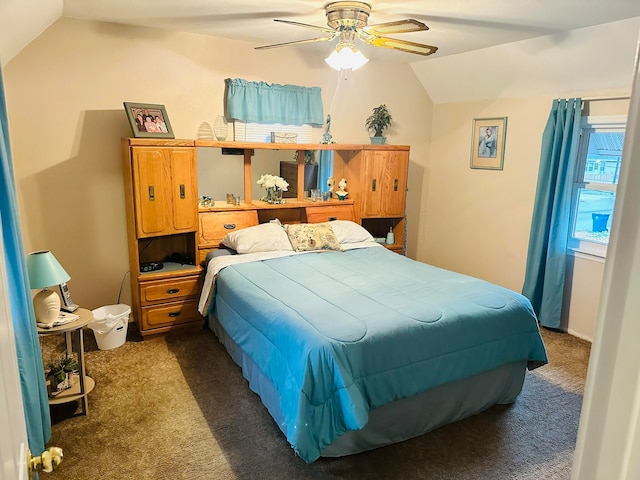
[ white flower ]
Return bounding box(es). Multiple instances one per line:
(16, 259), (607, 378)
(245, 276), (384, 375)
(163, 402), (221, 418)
(257, 174), (288, 191)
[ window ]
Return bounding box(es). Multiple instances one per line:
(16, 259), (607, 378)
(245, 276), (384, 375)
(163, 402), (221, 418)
(569, 116), (626, 257)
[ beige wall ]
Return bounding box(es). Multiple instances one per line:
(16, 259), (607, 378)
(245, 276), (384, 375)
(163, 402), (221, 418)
(421, 97), (629, 341)
(419, 97), (550, 289)
(3, 17), (433, 311)
(412, 17), (640, 104)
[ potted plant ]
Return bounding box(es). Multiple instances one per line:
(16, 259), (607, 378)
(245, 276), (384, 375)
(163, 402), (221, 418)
(365, 104), (392, 144)
(47, 356), (78, 396)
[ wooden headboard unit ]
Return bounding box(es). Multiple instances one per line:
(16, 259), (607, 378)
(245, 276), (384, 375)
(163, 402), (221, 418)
(197, 201), (355, 264)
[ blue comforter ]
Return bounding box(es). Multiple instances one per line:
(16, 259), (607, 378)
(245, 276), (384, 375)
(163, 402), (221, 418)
(210, 246), (547, 462)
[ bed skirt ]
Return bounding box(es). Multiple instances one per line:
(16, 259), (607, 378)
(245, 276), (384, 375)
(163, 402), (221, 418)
(209, 314), (527, 458)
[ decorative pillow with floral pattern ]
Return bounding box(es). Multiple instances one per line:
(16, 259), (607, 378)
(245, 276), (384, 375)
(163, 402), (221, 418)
(284, 223), (343, 252)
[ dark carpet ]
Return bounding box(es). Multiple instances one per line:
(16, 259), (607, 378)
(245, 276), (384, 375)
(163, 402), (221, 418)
(41, 324), (590, 479)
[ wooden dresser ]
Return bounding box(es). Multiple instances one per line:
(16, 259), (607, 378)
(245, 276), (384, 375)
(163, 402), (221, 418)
(122, 139), (409, 337)
(122, 139), (203, 337)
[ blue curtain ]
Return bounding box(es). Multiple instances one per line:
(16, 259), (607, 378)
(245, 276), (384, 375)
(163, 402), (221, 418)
(0, 68), (51, 451)
(522, 98), (582, 329)
(318, 150), (334, 194)
(225, 78), (324, 126)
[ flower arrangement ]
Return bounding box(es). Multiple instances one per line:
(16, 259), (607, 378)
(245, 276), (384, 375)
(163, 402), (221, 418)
(257, 174), (289, 204)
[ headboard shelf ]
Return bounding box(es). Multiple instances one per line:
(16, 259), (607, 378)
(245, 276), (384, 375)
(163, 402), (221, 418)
(199, 199), (354, 213)
(194, 140), (409, 152)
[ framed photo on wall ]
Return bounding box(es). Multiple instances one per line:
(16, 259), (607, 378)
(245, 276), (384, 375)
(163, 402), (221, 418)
(123, 102), (174, 139)
(470, 117), (507, 170)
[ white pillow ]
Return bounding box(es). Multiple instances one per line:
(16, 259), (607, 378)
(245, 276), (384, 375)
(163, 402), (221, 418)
(222, 223), (293, 254)
(326, 220), (374, 244)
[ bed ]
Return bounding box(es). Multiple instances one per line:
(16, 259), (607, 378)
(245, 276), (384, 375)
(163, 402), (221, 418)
(197, 219), (548, 463)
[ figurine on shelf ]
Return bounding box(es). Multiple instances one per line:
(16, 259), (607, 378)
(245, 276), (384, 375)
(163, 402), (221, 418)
(327, 177), (335, 198)
(336, 178), (348, 200)
(320, 114), (336, 144)
(199, 195), (213, 207)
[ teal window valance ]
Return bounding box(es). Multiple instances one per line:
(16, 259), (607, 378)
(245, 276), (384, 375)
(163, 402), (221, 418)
(225, 78), (324, 126)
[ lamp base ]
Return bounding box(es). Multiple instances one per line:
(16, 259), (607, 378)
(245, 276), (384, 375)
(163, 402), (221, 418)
(34, 288), (61, 327)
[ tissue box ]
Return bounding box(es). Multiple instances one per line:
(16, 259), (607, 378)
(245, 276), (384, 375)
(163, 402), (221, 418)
(271, 132), (298, 144)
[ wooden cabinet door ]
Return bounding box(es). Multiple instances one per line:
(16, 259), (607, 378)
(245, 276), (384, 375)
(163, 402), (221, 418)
(361, 151), (385, 217)
(133, 147), (197, 237)
(360, 150), (408, 218)
(169, 149), (197, 232)
(379, 150), (408, 217)
(134, 148), (171, 237)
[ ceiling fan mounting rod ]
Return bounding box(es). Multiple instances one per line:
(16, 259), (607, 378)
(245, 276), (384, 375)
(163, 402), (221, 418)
(337, 30), (357, 48)
(326, 1), (371, 29)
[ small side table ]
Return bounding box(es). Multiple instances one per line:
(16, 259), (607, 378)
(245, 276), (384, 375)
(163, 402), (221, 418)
(37, 308), (95, 415)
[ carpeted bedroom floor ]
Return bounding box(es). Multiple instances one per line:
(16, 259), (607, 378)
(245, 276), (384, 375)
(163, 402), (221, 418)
(41, 324), (590, 479)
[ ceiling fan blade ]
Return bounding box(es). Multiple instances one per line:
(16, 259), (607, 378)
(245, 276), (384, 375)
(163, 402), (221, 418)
(255, 35), (337, 50)
(273, 19), (337, 35)
(362, 19), (428, 36)
(360, 34), (438, 56)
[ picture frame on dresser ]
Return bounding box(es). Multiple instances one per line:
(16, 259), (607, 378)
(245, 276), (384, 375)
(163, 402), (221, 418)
(123, 102), (175, 139)
(470, 117), (507, 170)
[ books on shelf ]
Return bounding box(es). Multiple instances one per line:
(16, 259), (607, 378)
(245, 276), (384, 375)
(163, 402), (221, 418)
(37, 310), (80, 329)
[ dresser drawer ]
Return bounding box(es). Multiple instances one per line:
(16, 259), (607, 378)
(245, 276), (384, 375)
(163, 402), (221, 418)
(305, 204), (355, 223)
(199, 210), (258, 247)
(141, 299), (201, 330)
(139, 276), (202, 305)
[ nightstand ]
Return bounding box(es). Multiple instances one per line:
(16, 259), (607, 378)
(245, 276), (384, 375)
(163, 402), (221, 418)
(37, 308), (95, 415)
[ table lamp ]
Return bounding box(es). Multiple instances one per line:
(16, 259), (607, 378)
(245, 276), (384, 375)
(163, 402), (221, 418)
(26, 251), (70, 326)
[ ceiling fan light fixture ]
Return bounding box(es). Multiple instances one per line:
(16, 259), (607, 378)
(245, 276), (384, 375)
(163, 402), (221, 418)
(325, 44), (369, 71)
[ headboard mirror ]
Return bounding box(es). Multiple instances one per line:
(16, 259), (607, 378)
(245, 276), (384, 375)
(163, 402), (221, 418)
(250, 150), (293, 201)
(197, 147), (244, 203)
(197, 147), (325, 203)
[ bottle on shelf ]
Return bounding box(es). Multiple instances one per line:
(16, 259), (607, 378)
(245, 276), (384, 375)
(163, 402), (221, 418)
(386, 227), (395, 245)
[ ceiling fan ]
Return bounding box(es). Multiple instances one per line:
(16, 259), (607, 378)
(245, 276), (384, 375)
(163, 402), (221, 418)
(255, 1), (438, 60)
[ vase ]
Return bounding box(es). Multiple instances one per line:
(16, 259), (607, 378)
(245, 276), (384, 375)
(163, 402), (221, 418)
(265, 187), (283, 204)
(213, 115), (228, 141)
(197, 122), (214, 140)
(370, 136), (386, 144)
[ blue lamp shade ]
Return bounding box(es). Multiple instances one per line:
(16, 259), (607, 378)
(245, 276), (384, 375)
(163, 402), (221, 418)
(26, 251), (70, 289)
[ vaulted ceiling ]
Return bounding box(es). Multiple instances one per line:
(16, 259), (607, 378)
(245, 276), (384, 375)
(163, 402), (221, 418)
(2, 0), (640, 67)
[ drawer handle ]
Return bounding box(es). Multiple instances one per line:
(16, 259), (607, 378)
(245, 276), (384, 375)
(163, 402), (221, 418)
(224, 223), (236, 230)
(166, 288), (180, 294)
(168, 312), (181, 318)
(371, 179), (376, 192)
(179, 184), (186, 199)
(148, 185), (155, 201)
(394, 179), (398, 191)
